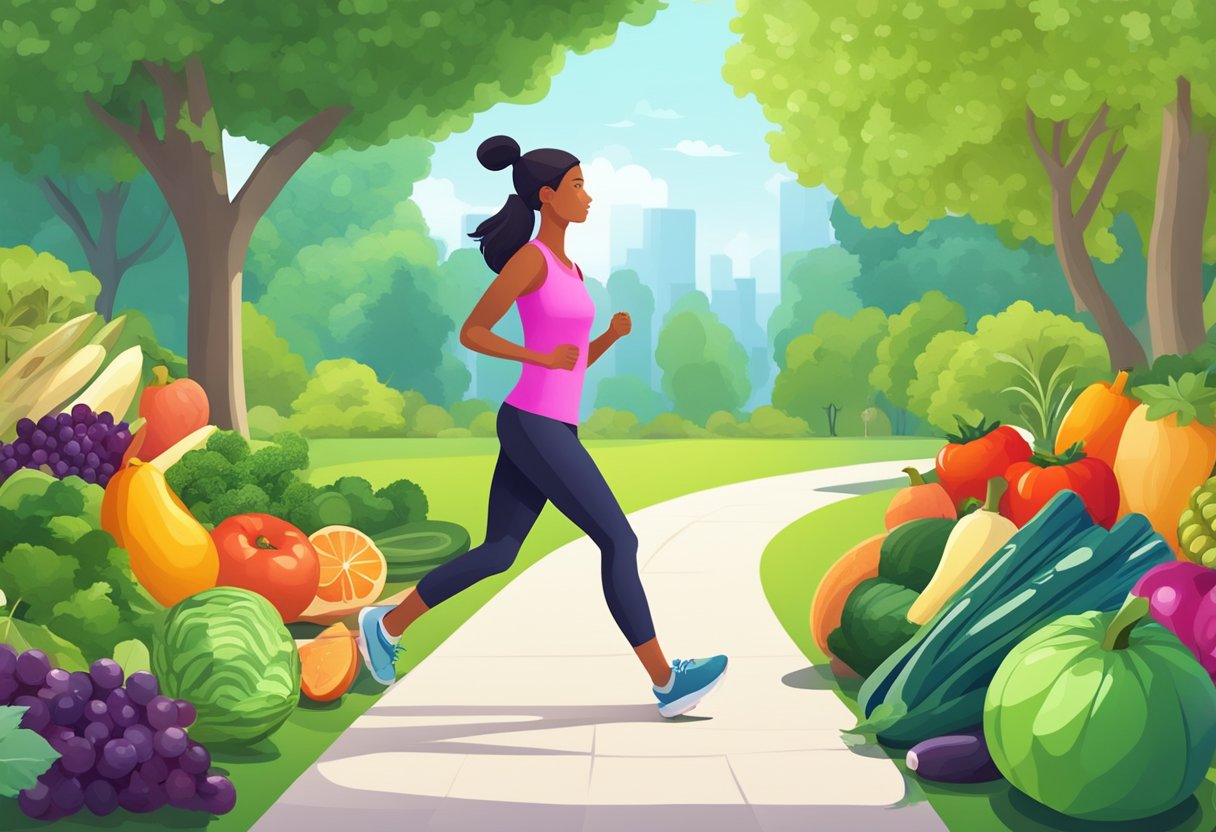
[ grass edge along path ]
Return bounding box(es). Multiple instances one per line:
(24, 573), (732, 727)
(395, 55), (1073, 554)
(760, 490), (1216, 832)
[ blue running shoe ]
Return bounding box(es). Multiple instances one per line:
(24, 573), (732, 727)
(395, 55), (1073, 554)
(653, 655), (728, 718)
(357, 606), (406, 686)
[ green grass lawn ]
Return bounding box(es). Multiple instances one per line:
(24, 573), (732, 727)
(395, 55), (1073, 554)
(0, 437), (942, 831)
(761, 490), (1216, 832)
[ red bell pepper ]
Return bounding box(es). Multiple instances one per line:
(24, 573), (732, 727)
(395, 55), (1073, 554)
(935, 417), (1032, 510)
(998, 442), (1119, 528)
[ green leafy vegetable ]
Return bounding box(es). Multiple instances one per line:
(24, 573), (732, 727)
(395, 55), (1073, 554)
(0, 706), (60, 798)
(113, 638), (151, 675)
(1, 616), (86, 671)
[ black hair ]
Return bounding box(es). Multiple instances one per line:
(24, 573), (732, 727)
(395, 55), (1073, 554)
(469, 135), (580, 273)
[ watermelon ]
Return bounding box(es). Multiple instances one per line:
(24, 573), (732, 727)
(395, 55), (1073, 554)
(152, 587), (300, 748)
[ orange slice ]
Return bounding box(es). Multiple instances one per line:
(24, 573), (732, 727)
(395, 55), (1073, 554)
(299, 623), (360, 702)
(308, 525), (387, 606)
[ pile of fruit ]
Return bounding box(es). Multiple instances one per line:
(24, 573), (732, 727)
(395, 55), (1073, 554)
(0, 314), (474, 822)
(1, 646), (233, 820)
(813, 369), (1216, 823)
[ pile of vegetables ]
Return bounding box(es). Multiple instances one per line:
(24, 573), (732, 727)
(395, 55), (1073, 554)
(0, 469), (159, 671)
(812, 366), (1216, 822)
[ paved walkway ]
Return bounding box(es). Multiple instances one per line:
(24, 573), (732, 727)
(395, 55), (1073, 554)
(254, 458), (948, 832)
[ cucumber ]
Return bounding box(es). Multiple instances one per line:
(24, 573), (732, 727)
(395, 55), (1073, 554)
(374, 520), (470, 582)
(906, 729), (1002, 783)
(878, 518), (954, 592)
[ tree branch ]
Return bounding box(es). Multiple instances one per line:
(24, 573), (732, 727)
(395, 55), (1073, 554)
(1076, 135), (1128, 229)
(39, 178), (96, 252)
(85, 96), (164, 181)
(1051, 120), (1064, 163)
(233, 106), (351, 230)
(183, 55), (215, 125)
(141, 60), (186, 145)
(1064, 103), (1110, 177)
(117, 206), (174, 272)
(1026, 108), (1061, 181)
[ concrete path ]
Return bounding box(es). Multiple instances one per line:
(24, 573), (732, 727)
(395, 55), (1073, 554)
(254, 458), (949, 832)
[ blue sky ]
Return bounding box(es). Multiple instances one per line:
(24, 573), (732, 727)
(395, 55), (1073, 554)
(227, 0), (811, 293)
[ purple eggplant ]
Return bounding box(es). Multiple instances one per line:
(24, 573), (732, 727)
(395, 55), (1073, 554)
(906, 729), (1002, 784)
(1131, 561), (1216, 685)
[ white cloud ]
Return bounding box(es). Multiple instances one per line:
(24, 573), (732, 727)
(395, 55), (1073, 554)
(636, 100), (682, 120)
(765, 171), (795, 196)
(666, 139), (738, 158)
(587, 144), (634, 168)
(410, 177), (496, 256)
(607, 120), (635, 128)
(567, 157), (668, 281)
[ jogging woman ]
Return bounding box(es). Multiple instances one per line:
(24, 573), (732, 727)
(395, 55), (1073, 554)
(358, 135), (728, 718)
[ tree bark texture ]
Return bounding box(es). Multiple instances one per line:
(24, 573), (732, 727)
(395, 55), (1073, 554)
(1027, 107), (1147, 371)
(1146, 77), (1210, 358)
(85, 56), (348, 434)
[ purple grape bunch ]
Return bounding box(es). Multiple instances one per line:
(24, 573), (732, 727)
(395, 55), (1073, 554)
(0, 644), (236, 820)
(0, 404), (132, 488)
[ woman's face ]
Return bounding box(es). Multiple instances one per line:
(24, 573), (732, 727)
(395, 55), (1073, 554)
(539, 165), (592, 223)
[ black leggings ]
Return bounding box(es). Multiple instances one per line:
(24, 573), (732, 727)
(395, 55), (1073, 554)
(413, 402), (657, 647)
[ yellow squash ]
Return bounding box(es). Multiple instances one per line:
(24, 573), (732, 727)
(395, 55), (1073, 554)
(907, 477), (1017, 625)
(101, 459), (218, 607)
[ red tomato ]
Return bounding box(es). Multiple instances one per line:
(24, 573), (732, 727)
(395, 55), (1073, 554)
(999, 445), (1120, 528)
(211, 514), (320, 622)
(935, 418), (1033, 509)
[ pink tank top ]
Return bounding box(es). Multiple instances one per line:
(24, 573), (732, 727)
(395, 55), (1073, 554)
(503, 239), (596, 425)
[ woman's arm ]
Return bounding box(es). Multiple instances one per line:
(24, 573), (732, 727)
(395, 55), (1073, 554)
(587, 330), (619, 367)
(460, 245), (570, 369)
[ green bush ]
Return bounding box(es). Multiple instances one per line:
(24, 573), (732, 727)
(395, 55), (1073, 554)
(744, 406), (812, 437)
(450, 398), (493, 427)
(580, 407), (639, 439)
(637, 412), (710, 439)
(469, 410), (497, 437)
(288, 358), (406, 437)
(409, 403), (456, 437)
(248, 405), (288, 439)
(706, 410), (745, 437)
(437, 427), (472, 439)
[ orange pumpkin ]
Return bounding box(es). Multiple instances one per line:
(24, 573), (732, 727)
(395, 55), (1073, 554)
(810, 533), (885, 656)
(137, 366), (209, 462)
(1054, 370), (1138, 471)
(885, 467), (956, 530)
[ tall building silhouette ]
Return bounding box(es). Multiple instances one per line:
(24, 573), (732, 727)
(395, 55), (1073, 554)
(610, 205), (645, 271)
(779, 180), (835, 262)
(710, 254), (733, 293)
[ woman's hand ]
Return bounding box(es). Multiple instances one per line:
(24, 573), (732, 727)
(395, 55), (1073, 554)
(609, 312), (632, 339)
(545, 344), (580, 370)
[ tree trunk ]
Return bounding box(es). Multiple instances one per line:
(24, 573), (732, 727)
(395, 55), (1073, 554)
(39, 179), (173, 322)
(1147, 77), (1210, 358)
(1026, 107), (1147, 372)
(1052, 208), (1147, 370)
(85, 57), (348, 435)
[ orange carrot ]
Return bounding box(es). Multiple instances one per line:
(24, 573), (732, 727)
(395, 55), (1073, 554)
(1055, 371), (1138, 471)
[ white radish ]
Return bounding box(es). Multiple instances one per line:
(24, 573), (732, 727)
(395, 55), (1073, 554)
(0, 312), (97, 402)
(23, 345), (106, 422)
(148, 424), (217, 471)
(68, 345), (144, 420)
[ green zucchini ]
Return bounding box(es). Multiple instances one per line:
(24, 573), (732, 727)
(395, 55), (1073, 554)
(829, 578), (921, 676)
(855, 491), (1172, 748)
(878, 517), (954, 592)
(374, 520), (471, 582)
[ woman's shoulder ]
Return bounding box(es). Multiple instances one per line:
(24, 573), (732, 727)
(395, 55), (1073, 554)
(501, 241), (547, 294)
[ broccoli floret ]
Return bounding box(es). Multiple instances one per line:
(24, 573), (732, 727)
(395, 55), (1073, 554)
(377, 478), (429, 526)
(207, 429), (250, 465)
(207, 484), (272, 525)
(236, 434), (309, 494)
(275, 480), (320, 533)
(166, 449), (241, 505)
(330, 476), (394, 533)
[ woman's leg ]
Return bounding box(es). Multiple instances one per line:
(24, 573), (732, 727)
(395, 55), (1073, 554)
(497, 404), (672, 687)
(382, 430), (547, 637)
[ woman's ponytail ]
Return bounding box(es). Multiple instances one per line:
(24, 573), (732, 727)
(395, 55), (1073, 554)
(468, 134), (579, 273)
